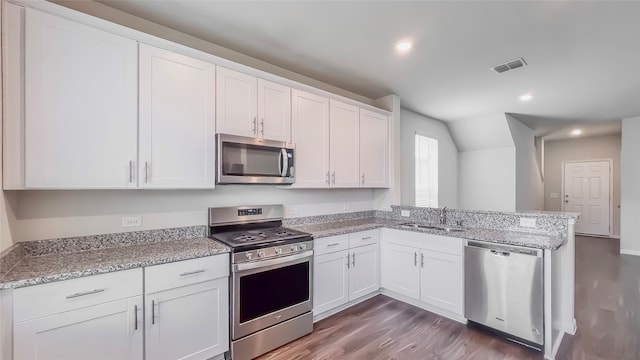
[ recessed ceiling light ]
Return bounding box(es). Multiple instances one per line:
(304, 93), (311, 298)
(395, 39), (413, 52)
(570, 129), (582, 136)
(519, 93), (533, 101)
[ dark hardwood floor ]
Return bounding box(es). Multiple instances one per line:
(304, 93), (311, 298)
(258, 236), (639, 360)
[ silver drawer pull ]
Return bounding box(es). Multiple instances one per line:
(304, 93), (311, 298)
(361, 236), (372, 240)
(326, 243), (341, 247)
(66, 289), (105, 299)
(179, 269), (206, 277)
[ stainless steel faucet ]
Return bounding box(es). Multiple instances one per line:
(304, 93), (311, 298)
(439, 207), (447, 225)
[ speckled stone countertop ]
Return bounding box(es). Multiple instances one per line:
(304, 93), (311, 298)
(291, 218), (566, 250)
(0, 236), (230, 290)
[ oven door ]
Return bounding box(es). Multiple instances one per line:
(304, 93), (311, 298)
(232, 251), (313, 340)
(217, 134), (294, 184)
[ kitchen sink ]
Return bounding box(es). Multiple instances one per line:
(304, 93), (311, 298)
(398, 223), (466, 233)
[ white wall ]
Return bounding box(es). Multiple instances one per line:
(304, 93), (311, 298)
(507, 114), (544, 211)
(400, 109), (458, 208)
(448, 113), (514, 152)
(544, 134), (621, 236)
(621, 117), (640, 255)
(458, 147), (516, 211)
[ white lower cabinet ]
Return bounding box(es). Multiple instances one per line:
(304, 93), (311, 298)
(12, 255), (230, 360)
(14, 296), (143, 360)
(381, 228), (464, 320)
(313, 230), (380, 317)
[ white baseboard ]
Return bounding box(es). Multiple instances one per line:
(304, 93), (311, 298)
(568, 318), (577, 335)
(380, 289), (467, 324)
(621, 249), (640, 256)
(609, 235), (620, 239)
(312, 291), (380, 323)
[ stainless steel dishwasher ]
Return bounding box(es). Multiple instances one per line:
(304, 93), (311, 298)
(464, 241), (544, 349)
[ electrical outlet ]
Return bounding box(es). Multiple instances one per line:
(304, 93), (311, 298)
(519, 217), (536, 228)
(122, 216), (142, 228)
(401, 210), (411, 217)
(343, 203), (351, 210)
(287, 207), (299, 216)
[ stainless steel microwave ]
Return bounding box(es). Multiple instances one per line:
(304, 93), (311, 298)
(216, 134), (295, 184)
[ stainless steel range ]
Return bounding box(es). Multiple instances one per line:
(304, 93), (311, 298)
(208, 205), (314, 360)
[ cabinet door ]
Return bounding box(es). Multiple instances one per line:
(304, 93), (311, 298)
(291, 90), (330, 188)
(359, 109), (389, 188)
(14, 296), (143, 360)
(419, 249), (463, 315)
(216, 66), (257, 137)
(348, 243), (379, 301)
(313, 250), (349, 315)
(258, 79), (291, 142)
(329, 101), (360, 188)
(146, 278), (229, 360)
(139, 44), (216, 189)
(24, 8), (138, 188)
(381, 242), (420, 300)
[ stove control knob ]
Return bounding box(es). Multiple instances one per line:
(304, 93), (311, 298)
(245, 253), (254, 260)
(291, 245), (299, 252)
(299, 243), (307, 250)
(257, 250), (266, 258)
(274, 248), (283, 255)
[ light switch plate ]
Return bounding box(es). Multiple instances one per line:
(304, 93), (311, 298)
(520, 217), (536, 228)
(401, 210), (411, 217)
(122, 216), (142, 228)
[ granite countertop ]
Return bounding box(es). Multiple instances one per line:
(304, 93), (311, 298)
(0, 237), (230, 289)
(291, 218), (566, 250)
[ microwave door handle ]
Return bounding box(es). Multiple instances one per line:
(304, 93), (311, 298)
(280, 149), (288, 177)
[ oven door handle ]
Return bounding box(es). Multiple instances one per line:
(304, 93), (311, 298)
(233, 250), (313, 272)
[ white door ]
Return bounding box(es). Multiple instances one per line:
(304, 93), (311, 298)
(14, 296), (143, 360)
(359, 109), (389, 188)
(291, 90), (330, 188)
(24, 8), (138, 188)
(138, 44), (216, 189)
(419, 249), (463, 315)
(146, 279), (229, 360)
(564, 161), (611, 235)
(381, 243), (420, 300)
(257, 79), (291, 142)
(313, 250), (349, 315)
(216, 66), (257, 137)
(348, 244), (379, 301)
(330, 101), (360, 188)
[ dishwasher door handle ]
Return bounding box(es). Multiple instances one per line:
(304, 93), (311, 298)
(490, 250), (511, 257)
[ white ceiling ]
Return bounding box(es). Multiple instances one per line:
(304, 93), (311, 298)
(96, 0), (640, 138)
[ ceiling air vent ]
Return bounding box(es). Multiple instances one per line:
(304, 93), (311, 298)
(491, 57), (527, 74)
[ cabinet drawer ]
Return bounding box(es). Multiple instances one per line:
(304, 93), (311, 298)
(348, 229), (379, 248)
(421, 234), (463, 256)
(145, 255), (229, 294)
(313, 234), (349, 256)
(14, 268), (142, 322)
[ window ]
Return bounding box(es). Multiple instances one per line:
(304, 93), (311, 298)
(415, 134), (438, 207)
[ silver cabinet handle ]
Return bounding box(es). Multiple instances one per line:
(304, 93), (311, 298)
(361, 173), (365, 185)
(326, 242), (341, 247)
(332, 172), (336, 185)
(326, 172), (330, 185)
(260, 118), (265, 136)
(134, 304), (138, 330)
(129, 161), (134, 183)
(351, 253), (356, 267)
(361, 236), (372, 241)
(346, 254), (350, 269)
(421, 253), (425, 268)
(66, 289), (105, 299)
(414, 252), (417, 266)
(144, 161), (150, 183)
(179, 269), (206, 277)
(253, 117), (257, 135)
(151, 300), (156, 325)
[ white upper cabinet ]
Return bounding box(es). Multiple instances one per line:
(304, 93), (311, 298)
(258, 79), (291, 142)
(359, 109), (389, 188)
(139, 44), (216, 189)
(23, 8), (138, 188)
(291, 89), (330, 188)
(217, 67), (291, 142)
(216, 66), (258, 138)
(329, 100), (360, 188)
